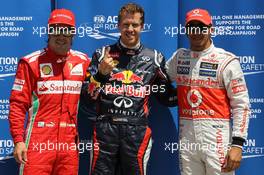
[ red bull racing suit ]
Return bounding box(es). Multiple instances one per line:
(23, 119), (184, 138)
(82, 40), (177, 175)
(166, 42), (250, 175)
(9, 48), (90, 175)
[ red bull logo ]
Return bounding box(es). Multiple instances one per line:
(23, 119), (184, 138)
(110, 70), (143, 84)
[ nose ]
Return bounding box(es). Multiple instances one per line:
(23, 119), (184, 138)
(56, 34), (68, 40)
(127, 24), (134, 31)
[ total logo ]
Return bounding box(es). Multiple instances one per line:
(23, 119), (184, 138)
(79, 15), (152, 40)
(187, 89), (202, 108)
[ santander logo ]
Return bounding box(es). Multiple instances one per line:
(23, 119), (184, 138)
(37, 80), (82, 94)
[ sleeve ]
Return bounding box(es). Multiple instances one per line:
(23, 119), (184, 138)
(82, 54), (91, 80)
(222, 58), (250, 147)
(165, 51), (178, 82)
(9, 59), (35, 144)
(153, 52), (178, 107)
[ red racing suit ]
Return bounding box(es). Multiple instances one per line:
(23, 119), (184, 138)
(166, 42), (250, 175)
(9, 48), (90, 175)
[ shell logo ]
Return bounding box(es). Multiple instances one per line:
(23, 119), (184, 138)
(42, 65), (52, 75)
(187, 89), (202, 108)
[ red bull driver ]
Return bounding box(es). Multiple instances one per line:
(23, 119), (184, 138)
(81, 3), (177, 175)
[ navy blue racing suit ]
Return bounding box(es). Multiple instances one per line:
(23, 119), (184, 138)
(82, 40), (177, 175)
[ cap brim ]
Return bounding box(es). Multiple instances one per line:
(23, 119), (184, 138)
(186, 17), (211, 26)
(48, 22), (75, 27)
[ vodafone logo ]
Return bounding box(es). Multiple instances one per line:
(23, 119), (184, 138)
(187, 89), (202, 108)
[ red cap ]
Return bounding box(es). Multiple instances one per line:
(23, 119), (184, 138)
(48, 9), (75, 27)
(185, 8), (212, 26)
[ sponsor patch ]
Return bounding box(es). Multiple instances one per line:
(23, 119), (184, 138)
(70, 63), (83, 76)
(40, 63), (54, 77)
(232, 85), (247, 94)
(12, 84), (23, 91)
(37, 80), (82, 94)
(231, 78), (244, 87)
(200, 62), (218, 70)
(178, 60), (190, 65)
(201, 58), (219, 63)
(199, 70), (217, 77)
(38, 121), (45, 127)
(176, 76), (220, 87)
(14, 79), (25, 85)
(60, 122), (75, 128)
(46, 122), (55, 128)
(177, 66), (190, 75)
(12, 78), (25, 91)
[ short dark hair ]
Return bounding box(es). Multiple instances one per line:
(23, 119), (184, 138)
(118, 3), (145, 25)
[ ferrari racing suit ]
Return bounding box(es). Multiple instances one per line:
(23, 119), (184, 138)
(82, 40), (177, 175)
(166, 42), (250, 175)
(9, 48), (90, 175)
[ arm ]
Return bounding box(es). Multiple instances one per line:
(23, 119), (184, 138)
(221, 58), (250, 172)
(9, 59), (34, 164)
(165, 51), (178, 82)
(153, 52), (177, 107)
(223, 59), (250, 147)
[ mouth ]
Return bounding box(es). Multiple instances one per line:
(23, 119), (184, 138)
(55, 39), (67, 46)
(190, 35), (204, 41)
(125, 32), (134, 40)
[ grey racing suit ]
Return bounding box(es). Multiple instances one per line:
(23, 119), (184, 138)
(166, 42), (250, 175)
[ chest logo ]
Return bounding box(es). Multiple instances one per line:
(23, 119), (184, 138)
(70, 63), (83, 76)
(113, 96), (133, 108)
(40, 63), (54, 77)
(187, 89), (202, 108)
(110, 70), (143, 84)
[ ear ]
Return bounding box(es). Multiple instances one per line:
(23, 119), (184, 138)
(210, 26), (214, 34)
(140, 23), (144, 31)
(118, 21), (121, 28)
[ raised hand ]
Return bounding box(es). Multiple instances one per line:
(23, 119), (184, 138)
(98, 47), (117, 75)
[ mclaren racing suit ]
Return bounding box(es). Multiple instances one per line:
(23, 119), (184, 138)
(166, 42), (250, 175)
(82, 40), (177, 175)
(9, 48), (90, 175)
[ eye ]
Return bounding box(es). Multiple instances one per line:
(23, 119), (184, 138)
(132, 23), (140, 28)
(123, 24), (130, 28)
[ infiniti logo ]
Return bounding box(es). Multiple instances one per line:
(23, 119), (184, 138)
(113, 96), (133, 108)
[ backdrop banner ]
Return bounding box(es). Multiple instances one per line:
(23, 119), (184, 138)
(0, 1), (263, 175)
(0, 0), (51, 174)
